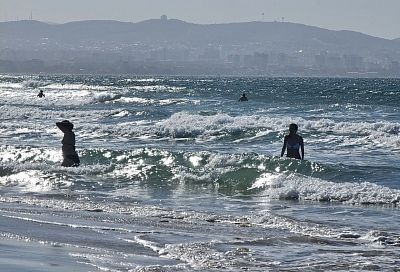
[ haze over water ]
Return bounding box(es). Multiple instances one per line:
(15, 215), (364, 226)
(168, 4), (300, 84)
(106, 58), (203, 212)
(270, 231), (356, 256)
(0, 75), (400, 271)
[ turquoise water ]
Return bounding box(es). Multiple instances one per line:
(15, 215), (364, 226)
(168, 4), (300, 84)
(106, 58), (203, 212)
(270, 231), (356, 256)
(0, 75), (399, 271)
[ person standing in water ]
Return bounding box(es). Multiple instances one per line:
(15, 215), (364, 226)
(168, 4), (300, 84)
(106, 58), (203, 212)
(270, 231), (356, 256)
(281, 123), (304, 160)
(56, 120), (80, 167)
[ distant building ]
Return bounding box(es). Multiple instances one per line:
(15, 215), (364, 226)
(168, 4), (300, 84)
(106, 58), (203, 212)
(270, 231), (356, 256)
(243, 54), (254, 67)
(390, 61), (400, 72)
(343, 54), (364, 71)
(327, 55), (342, 70)
(315, 51), (327, 68)
(200, 47), (220, 60)
(253, 52), (268, 69)
(277, 53), (288, 66)
(365, 61), (381, 71)
(227, 54), (240, 66)
(315, 51), (342, 70)
(161, 15), (168, 21)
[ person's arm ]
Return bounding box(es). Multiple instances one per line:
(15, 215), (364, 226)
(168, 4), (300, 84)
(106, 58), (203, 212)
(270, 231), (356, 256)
(281, 136), (287, 157)
(300, 136), (304, 160)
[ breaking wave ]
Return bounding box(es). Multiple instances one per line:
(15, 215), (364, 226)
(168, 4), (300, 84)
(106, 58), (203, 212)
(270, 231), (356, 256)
(1, 145), (399, 206)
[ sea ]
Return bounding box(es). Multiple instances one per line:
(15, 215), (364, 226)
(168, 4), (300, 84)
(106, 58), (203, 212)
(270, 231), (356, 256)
(0, 75), (399, 271)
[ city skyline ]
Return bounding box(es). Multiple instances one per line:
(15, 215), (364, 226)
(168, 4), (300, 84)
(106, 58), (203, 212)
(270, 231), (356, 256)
(1, 19), (399, 77)
(1, 0), (400, 40)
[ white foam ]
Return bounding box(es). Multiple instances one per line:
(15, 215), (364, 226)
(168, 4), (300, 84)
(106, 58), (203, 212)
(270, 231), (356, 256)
(188, 155), (202, 167)
(249, 173), (284, 190)
(111, 110), (130, 117)
(21, 79), (51, 89)
(155, 112), (259, 139)
(1, 80), (125, 106)
(0, 82), (22, 88)
(118, 96), (191, 106)
(153, 112), (400, 150)
(253, 172), (400, 205)
(42, 83), (112, 91)
(133, 85), (186, 93)
(132, 235), (164, 253)
(0, 170), (72, 192)
(0, 146), (59, 164)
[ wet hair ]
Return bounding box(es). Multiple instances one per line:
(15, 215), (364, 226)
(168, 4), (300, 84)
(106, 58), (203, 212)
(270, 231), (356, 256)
(289, 123), (298, 133)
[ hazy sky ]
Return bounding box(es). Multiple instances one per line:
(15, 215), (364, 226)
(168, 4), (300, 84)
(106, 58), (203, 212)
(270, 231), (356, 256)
(1, 0), (399, 39)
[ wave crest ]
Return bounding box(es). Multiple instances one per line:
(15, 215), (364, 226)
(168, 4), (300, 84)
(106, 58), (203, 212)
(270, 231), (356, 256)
(253, 173), (400, 205)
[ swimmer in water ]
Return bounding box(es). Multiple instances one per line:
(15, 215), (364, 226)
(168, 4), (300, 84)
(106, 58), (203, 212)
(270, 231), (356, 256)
(56, 120), (80, 167)
(280, 123), (304, 160)
(37, 90), (45, 98)
(238, 93), (248, 101)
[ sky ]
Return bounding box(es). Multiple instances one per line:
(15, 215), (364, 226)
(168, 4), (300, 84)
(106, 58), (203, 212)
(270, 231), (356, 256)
(1, 0), (399, 40)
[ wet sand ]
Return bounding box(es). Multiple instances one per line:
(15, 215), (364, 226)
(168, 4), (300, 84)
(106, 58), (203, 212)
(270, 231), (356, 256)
(0, 237), (94, 272)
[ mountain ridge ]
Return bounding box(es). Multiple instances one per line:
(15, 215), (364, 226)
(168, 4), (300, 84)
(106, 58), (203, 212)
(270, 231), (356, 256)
(0, 19), (397, 52)
(1, 19), (400, 76)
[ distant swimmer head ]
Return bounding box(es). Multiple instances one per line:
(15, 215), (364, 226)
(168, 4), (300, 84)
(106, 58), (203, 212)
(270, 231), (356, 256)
(289, 123), (298, 134)
(239, 93), (248, 101)
(56, 120), (74, 131)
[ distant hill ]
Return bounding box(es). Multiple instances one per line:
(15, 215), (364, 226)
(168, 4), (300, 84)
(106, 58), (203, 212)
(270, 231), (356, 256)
(1, 19), (399, 55)
(2, 19), (400, 76)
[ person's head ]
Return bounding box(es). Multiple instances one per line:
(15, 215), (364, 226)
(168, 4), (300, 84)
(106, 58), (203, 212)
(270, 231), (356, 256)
(242, 93), (246, 97)
(56, 120), (74, 132)
(289, 123), (298, 134)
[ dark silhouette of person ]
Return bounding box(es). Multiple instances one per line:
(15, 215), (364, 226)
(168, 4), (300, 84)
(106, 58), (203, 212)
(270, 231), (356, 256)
(238, 93), (248, 101)
(56, 120), (80, 167)
(281, 123), (304, 160)
(37, 90), (45, 98)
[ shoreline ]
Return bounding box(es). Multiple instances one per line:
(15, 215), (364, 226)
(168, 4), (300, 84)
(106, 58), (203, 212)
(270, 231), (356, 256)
(0, 236), (94, 272)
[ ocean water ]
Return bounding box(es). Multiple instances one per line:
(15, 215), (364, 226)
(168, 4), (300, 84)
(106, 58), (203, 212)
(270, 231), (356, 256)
(0, 75), (399, 271)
